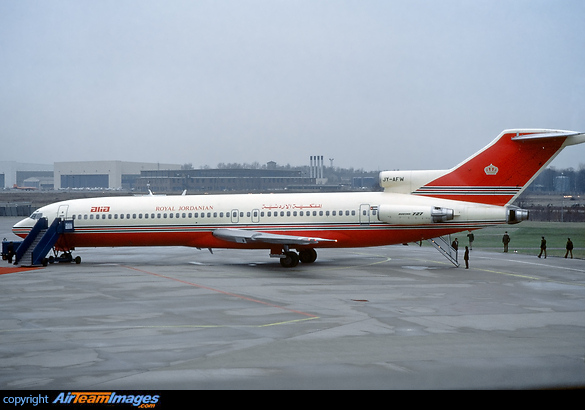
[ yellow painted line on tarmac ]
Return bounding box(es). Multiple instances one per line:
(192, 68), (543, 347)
(399, 254), (585, 287)
(0, 316), (321, 333)
(472, 266), (585, 287)
(313, 251), (392, 272)
(257, 316), (320, 327)
(125, 316), (320, 329)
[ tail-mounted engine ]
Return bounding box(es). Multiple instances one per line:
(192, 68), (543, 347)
(377, 204), (454, 225)
(507, 206), (529, 224)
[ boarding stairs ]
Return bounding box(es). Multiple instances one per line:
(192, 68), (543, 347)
(427, 235), (460, 267)
(13, 218), (74, 266)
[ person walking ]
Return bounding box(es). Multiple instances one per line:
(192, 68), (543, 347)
(538, 236), (547, 258)
(565, 238), (574, 259)
(502, 231), (510, 253)
(464, 246), (469, 269)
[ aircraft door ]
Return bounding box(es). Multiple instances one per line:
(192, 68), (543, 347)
(359, 204), (370, 225)
(252, 209), (260, 223)
(58, 205), (69, 220)
(231, 209), (239, 224)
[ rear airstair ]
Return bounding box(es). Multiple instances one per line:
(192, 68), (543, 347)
(11, 218), (74, 266)
(427, 235), (460, 267)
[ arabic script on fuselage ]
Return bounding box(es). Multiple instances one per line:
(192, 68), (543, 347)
(262, 203), (322, 210)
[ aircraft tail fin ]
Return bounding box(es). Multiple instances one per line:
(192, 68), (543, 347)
(410, 129), (585, 206)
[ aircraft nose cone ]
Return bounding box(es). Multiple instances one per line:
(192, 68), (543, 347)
(12, 217), (34, 238)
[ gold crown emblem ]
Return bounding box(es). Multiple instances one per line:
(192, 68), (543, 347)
(484, 164), (499, 175)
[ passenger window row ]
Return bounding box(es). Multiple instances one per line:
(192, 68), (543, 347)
(70, 209), (363, 221)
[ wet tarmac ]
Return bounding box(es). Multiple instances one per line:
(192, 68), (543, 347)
(1, 217), (584, 389)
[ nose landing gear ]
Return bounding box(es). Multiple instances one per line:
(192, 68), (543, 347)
(45, 251), (81, 266)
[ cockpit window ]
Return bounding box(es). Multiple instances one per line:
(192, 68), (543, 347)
(30, 211), (43, 220)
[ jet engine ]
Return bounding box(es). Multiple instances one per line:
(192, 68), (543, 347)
(377, 204), (454, 225)
(507, 206), (529, 224)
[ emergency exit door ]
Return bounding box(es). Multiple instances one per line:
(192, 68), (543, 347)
(359, 204), (370, 225)
(58, 205), (69, 220)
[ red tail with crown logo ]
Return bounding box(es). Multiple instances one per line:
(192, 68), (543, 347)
(413, 129), (584, 206)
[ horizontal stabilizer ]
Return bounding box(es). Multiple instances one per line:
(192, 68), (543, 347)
(511, 130), (584, 142)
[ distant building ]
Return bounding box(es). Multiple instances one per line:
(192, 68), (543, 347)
(0, 161), (53, 189)
(135, 168), (315, 193)
(54, 161), (181, 190)
(554, 175), (570, 192)
(352, 177), (377, 189)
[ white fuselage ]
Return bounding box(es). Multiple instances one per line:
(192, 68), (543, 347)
(13, 191), (511, 251)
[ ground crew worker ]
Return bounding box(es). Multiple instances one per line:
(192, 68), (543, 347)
(464, 246), (469, 269)
(538, 236), (547, 259)
(565, 238), (573, 259)
(467, 232), (474, 250)
(451, 238), (459, 261)
(502, 231), (510, 253)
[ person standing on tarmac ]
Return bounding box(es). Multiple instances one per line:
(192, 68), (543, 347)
(464, 246), (469, 269)
(502, 231), (510, 253)
(565, 238), (573, 259)
(538, 236), (547, 259)
(467, 232), (474, 250)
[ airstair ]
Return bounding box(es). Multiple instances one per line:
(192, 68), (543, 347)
(427, 235), (460, 267)
(9, 218), (74, 266)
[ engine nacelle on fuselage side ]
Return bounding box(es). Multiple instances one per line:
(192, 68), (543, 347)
(377, 204), (454, 225)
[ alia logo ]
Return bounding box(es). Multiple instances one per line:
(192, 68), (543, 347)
(484, 164), (499, 175)
(90, 206), (110, 212)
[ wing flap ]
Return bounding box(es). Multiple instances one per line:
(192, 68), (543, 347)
(213, 228), (336, 245)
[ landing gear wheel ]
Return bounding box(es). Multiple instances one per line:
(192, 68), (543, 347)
(280, 251), (299, 268)
(299, 248), (317, 264)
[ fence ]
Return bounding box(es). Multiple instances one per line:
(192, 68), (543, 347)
(0, 202), (32, 217)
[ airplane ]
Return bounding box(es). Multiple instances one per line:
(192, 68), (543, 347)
(9, 129), (585, 267)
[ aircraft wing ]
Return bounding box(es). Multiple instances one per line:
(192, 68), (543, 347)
(213, 228), (337, 245)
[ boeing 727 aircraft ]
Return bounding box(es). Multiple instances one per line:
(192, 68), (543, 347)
(9, 129), (585, 267)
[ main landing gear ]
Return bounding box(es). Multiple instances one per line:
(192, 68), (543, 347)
(276, 247), (317, 268)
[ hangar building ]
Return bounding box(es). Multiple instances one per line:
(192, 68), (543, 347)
(54, 161), (181, 190)
(0, 161), (53, 189)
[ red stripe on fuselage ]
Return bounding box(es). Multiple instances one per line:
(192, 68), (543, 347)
(28, 223), (500, 251)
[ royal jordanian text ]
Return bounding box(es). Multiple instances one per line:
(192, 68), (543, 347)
(53, 392), (159, 407)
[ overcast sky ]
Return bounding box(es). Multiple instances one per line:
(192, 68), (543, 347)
(1, 0), (584, 171)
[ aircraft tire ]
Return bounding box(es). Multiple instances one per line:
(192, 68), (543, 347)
(299, 248), (317, 263)
(280, 251), (299, 268)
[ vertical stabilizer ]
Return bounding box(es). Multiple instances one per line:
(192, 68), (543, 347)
(412, 129), (584, 206)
